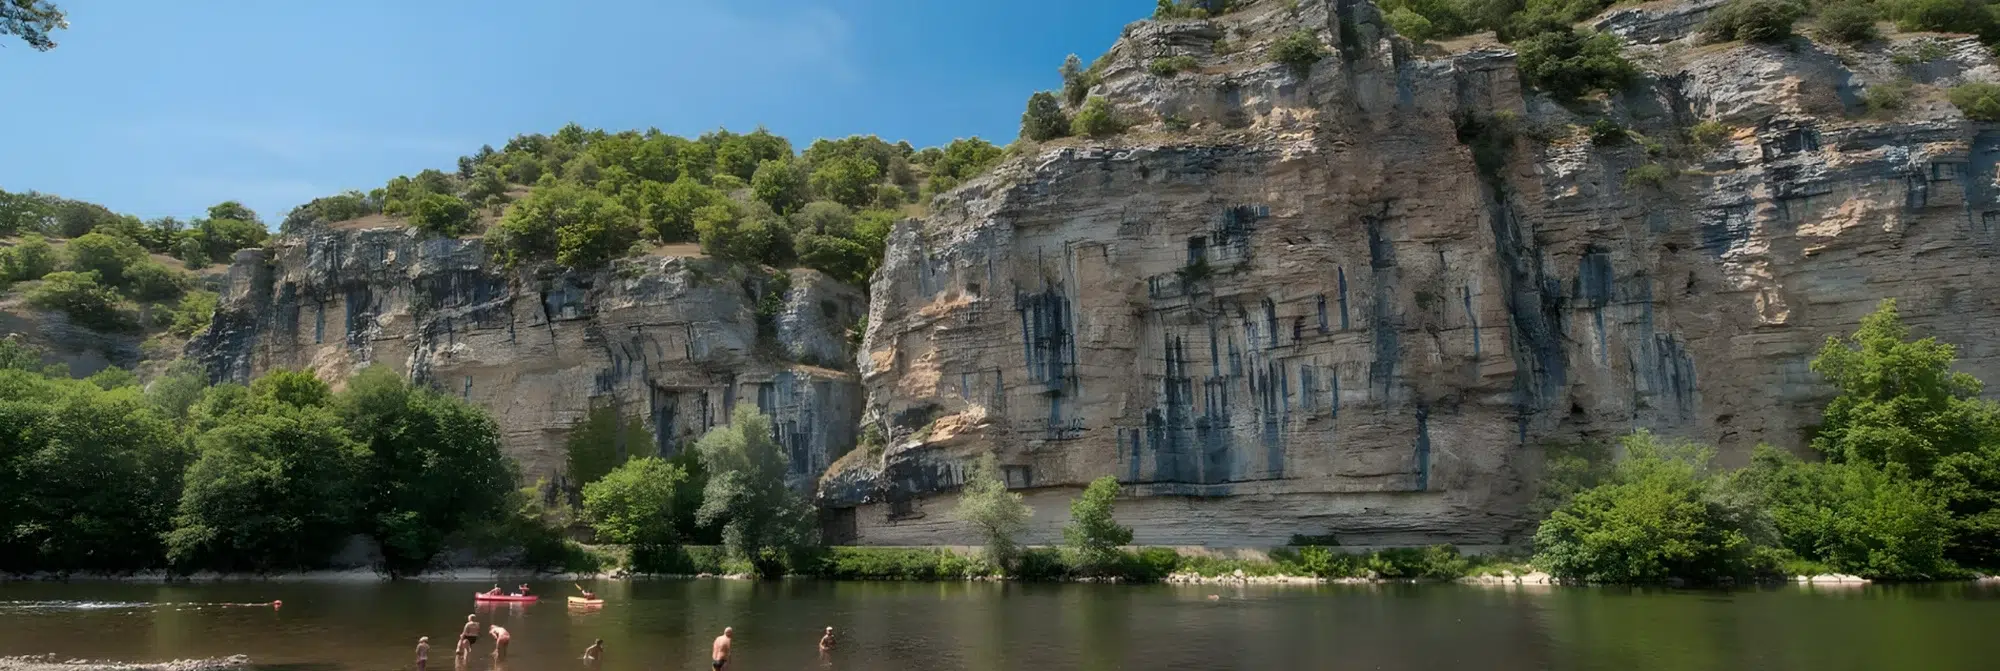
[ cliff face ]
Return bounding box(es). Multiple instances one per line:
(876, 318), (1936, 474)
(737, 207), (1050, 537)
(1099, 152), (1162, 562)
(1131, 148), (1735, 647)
(187, 227), (866, 486)
(834, 0), (2000, 547)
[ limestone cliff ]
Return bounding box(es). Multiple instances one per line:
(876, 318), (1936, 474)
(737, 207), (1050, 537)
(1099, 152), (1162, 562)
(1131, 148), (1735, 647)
(187, 225), (866, 486)
(831, 0), (2000, 548)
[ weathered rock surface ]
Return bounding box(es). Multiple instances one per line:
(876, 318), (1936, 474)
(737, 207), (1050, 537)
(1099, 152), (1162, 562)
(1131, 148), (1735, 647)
(186, 228), (865, 484)
(831, 0), (2000, 547)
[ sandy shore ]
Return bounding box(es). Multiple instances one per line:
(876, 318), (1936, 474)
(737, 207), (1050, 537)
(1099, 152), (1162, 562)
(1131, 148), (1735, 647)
(0, 655), (247, 671)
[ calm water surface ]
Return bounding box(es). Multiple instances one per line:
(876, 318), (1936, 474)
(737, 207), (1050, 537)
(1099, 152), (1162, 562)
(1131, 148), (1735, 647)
(1, 579), (1997, 671)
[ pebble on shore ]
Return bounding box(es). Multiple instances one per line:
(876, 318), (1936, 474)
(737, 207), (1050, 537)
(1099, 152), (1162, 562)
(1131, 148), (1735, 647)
(0, 654), (248, 671)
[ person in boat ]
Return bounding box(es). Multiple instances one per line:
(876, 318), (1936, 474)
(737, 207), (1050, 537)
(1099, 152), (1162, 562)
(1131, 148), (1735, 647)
(582, 639), (603, 666)
(574, 583), (596, 600)
(489, 625), (512, 660)
(516, 583), (531, 596)
(457, 615), (480, 657)
(485, 584), (502, 596)
(711, 627), (733, 670)
(416, 636), (430, 671)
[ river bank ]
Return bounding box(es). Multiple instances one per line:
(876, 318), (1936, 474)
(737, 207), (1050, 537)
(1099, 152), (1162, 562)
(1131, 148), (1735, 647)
(0, 655), (246, 671)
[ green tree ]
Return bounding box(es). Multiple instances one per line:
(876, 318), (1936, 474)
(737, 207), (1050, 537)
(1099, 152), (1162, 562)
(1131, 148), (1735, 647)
(1533, 431), (1757, 583)
(188, 216), (267, 264)
(123, 261), (188, 303)
(1021, 91), (1071, 141)
(165, 289), (218, 337)
(583, 457), (688, 548)
(1813, 0), (1880, 43)
(1810, 299), (2000, 477)
(1386, 7), (1440, 41)
(565, 402), (650, 490)
(751, 158), (810, 215)
(27, 271), (132, 331)
(0, 189), (53, 234)
(1514, 28), (1637, 100)
(1063, 475), (1132, 575)
(205, 201), (261, 228)
(639, 176), (722, 242)
(337, 366), (514, 575)
(493, 182), (639, 267)
(953, 453), (1032, 568)
(794, 232), (875, 286)
(146, 358), (210, 420)
(1060, 53), (1093, 106)
(808, 156), (881, 209)
(65, 231), (146, 287)
(1734, 447), (1953, 579)
(0, 370), (185, 573)
(695, 201), (792, 266)
(0, 233), (59, 282)
(409, 193), (474, 236)
(166, 381), (363, 572)
(142, 217), (186, 253)
(695, 405), (814, 572)
(86, 365), (139, 390)
(923, 138), (1005, 195)
(49, 198), (123, 238)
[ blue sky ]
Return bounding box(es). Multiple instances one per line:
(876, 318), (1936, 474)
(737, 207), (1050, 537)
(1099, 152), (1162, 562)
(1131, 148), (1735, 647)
(0, 0), (1146, 223)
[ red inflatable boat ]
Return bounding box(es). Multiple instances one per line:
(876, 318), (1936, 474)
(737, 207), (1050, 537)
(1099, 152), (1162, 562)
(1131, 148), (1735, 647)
(473, 592), (538, 603)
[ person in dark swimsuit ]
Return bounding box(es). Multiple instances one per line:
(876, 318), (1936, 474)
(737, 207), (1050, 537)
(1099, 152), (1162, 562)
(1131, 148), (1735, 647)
(711, 627), (733, 669)
(457, 614), (480, 657)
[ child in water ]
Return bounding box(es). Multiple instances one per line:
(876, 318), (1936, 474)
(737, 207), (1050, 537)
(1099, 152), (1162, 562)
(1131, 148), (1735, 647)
(415, 636), (429, 671)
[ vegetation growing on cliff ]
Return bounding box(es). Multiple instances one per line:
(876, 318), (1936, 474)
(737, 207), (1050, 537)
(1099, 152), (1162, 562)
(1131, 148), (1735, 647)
(1537, 301), (2000, 583)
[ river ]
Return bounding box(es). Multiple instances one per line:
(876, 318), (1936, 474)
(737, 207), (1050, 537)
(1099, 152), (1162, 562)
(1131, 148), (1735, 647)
(1, 579), (1998, 670)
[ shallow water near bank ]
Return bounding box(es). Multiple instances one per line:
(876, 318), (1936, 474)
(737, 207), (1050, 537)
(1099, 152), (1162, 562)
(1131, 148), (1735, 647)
(3, 579), (1999, 670)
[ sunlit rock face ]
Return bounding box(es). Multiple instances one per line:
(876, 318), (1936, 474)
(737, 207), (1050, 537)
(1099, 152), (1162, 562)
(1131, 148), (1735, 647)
(188, 227), (866, 489)
(829, 0), (2000, 548)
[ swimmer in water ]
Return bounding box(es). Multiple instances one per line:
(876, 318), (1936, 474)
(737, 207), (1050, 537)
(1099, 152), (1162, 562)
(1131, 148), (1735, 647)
(819, 627), (835, 653)
(416, 636), (430, 671)
(457, 614), (480, 657)
(582, 639), (603, 666)
(489, 625), (512, 660)
(711, 626), (733, 669)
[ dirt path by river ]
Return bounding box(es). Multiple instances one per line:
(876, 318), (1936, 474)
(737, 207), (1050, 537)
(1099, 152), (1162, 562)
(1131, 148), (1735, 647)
(0, 655), (247, 671)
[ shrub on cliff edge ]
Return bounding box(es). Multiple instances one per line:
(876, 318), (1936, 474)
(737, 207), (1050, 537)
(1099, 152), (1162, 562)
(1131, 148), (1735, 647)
(1514, 28), (1637, 100)
(1949, 82), (2000, 121)
(1701, 0), (1806, 43)
(1270, 29), (1327, 73)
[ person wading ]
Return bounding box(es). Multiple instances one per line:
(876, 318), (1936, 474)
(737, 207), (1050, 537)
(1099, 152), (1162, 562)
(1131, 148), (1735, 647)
(415, 636), (430, 671)
(582, 639), (604, 667)
(457, 615), (480, 657)
(489, 625), (512, 660)
(711, 627), (734, 669)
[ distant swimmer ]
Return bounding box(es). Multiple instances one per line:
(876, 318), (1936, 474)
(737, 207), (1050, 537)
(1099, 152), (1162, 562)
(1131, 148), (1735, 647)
(819, 627), (836, 653)
(489, 625), (512, 660)
(416, 636), (430, 671)
(457, 615), (480, 657)
(582, 638), (603, 666)
(711, 627), (734, 669)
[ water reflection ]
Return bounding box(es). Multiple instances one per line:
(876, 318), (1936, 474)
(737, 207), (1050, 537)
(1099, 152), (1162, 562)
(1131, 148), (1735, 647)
(0, 580), (1997, 670)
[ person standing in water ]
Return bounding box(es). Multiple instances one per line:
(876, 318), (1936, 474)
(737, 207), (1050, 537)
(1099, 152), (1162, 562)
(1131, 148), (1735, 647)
(582, 639), (603, 667)
(711, 627), (733, 669)
(488, 625), (512, 660)
(457, 615), (480, 657)
(416, 636), (430, 671)
(818, 627), (836, 667)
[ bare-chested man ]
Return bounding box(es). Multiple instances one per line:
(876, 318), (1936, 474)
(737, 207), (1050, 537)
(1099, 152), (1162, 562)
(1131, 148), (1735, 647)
(489, 625), (512, 661)
(457, 615), (480, 657)
(819, 627), (835, 654)
(582, 639), (603, 667)
(416, 636), (430, 671)
(711, 627), (733, 669)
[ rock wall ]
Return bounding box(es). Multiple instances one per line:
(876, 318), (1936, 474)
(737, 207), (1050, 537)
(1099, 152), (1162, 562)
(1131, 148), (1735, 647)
(833, 0), (2000, 547)
(187, 227), (866, 486)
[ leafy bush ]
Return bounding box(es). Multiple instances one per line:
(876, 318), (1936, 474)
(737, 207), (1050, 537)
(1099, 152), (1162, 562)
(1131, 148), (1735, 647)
(804, 547), (987, 580)
(1515, 29), (1638, 100)
(696, 406), (817, 568)
(1014, 547), (1070, 580)
(1734, 448), (1954, 580)
(1063, 476), (1133, 575)
(1949, 82), (2000, 121)
(408, 193), (474, 236)
(807, 156), (880, 209)
(1118, 547), (1183, 582)
(492, 183), (639, 268)
(1070, 97), (1127, 138)
(1702, 0), (1806, 43)
(1588, 118), (1626, 145)
(1689, 120), (1733, 149)
(66, 232), (147, 287)
(28, 271), (134, 331)
(0, 233), (59, 281)
(1148, 55), (1199, 77)
(922, 138), (1006, 194)
(953, 453), (1033, 568)
(1864, 79), (1914, 117)
(1887, 0), (1995, 37)
(1534, 432), (1760, 584)
(695, 201), (792, 266)
(1386, 7), (1439, 42)
(1270, 29), (1327, 73)
(1624, 163), (1677, 189)
(1813, 1), (1881, 43)
(282, 190), (378, 232)
(123, 261), (188, 303)
(751, 158), (810, 215)
(165, 289), (218, 337)
(1154, 0), (1217, 19)
(583, 456), (689, 549)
